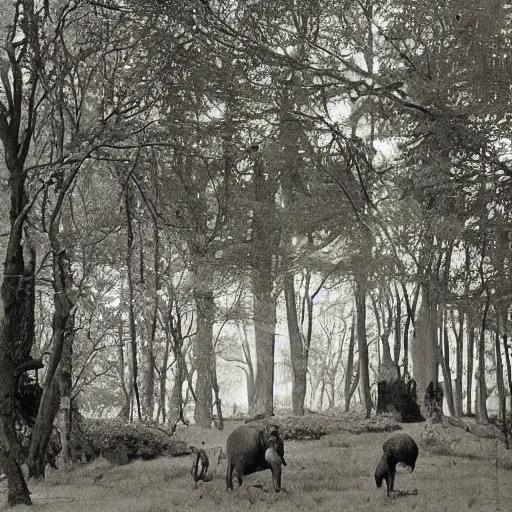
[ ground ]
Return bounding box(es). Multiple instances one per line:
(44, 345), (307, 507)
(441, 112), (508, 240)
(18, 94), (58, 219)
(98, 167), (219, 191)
(2, 420), (511, 511)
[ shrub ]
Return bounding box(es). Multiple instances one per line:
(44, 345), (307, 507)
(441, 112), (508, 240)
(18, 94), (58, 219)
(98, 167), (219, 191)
(251, 412), (401, 441)
(77, 418), (190, 465)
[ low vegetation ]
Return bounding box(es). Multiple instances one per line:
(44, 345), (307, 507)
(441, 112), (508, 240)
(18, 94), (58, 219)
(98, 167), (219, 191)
(78, 419), (190, 465)
(5, 419), (511, 512)
(253, 411), (402, 440)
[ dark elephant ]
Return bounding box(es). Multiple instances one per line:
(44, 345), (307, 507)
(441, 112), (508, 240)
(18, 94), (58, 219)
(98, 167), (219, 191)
(226, 424), (286, 492)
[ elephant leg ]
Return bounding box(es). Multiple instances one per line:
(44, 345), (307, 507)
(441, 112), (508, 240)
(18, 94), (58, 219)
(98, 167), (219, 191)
(199, 458), (209, 482)
(265, 447), (282, 492)
(234, 462), (244, 487)
(226, 460), (234, 491)
(389, 468), (396, 494)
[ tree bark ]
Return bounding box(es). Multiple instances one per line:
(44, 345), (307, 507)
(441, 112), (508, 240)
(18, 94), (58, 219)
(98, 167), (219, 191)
(141, 224), (160, 421)
(344, 317), (356, 412)
(27, 231), (74, 478)
(375, 292), (397, 383)
(441, 310), (455, 416)
(465, 244), (474, 416)
(355, 280), (372, 418)
(284, 275), (307, 415)
(116, 272), (132, 420)
(167, 295), (190, 428)
(393, 285), (402, 378)
(346, 362), (360, 412)
(0, 172), (35, 503)
(249, 154), (278, 417)
(467, 316), (475, 416)
(503, 332), (512, 411)
(438, 344), (455, 417)
(412, 280), (439, 412)
(193, 257), (215, 428)
(251, 286), (277, 416)
(476, 295), (490, 424)
(211, 353), (224, 430)
(239, 323), (255, 407)
(495, 323), (509, 448)
(58, 331), (73, 466)
(452, 309), (464, 417)
(401, 283), (420, 378)
(495, 228), (512, 410)
(157, 332), (171, 423)
(125, 181), (142, 421)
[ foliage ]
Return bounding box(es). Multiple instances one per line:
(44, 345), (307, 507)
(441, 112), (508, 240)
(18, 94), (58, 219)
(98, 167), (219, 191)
(79, 418), (191, 464)
(252, 411), (401, 441)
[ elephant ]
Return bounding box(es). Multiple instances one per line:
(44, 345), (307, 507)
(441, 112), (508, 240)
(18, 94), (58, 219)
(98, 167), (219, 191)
(190, 447), (211, 488)
(226, 424), (286, 492)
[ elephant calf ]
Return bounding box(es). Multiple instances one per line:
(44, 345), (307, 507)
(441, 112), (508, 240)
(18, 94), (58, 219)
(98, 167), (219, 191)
(226, 424), (286, 492)
(375, 433), (418, 496)
(191, 447), (211, 488)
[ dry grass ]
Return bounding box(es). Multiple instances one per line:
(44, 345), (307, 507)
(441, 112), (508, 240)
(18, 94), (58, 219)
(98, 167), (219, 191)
(1, 422), (512, 511)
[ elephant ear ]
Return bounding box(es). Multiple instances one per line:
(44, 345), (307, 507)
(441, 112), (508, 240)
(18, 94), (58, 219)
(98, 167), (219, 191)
(261, 424), (280, 451)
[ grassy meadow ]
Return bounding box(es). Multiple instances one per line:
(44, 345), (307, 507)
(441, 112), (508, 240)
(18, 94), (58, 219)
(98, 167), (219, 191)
(2, 421), (511, 512)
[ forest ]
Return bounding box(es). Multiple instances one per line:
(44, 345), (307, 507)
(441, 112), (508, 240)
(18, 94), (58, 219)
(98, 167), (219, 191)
(1, 0), (512, 507)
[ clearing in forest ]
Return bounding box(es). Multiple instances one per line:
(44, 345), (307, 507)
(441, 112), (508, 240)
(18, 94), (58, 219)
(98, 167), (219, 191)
(2, 420), (511, 512)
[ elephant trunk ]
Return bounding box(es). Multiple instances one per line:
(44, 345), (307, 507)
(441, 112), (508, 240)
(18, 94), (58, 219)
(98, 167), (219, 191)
(265, 447), (282, 492)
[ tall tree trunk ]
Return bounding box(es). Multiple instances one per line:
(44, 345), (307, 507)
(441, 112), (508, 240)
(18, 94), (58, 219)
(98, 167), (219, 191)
(0, 11), (41, 502)
(284, 275), (307, 415)
(393, 285), (402, 378)
(441, 310), (455, 416)
(355, 280), (372, 418)
(238, 323), (255, 407)
(58, 328), (73, 466)
(476, 295), (490, 424)
(346, 363), (360, 412)
(157, 333), (171, 423)
(125, 182), (142, 421)
(250, 154), (278, 417)
(141, 224), (160, 421)
(211, 355), (224, 430)
(495, 227), (512, 410)
(116, 272), (131, 420)
(193, 257), (215, 428)
(344, 317), (356, 412)
(318, 379), (326, 411)
(0, 176), (36, 503)
(452, 309), (464, 417)
(168, 367), (184, 427)
(467, 316), (475, 416)
(27, 220), (74, 479)
(496, 322), (509, 448)
(412, 280), (438, 411)
(167, 297), (189, 428)
(375, 293), (397, 383)
(476, 236), (489, 424)
(372, 294), (382, 371)
(503, 332), (512, 410)
(54, 207), (75, 467)
(438, 343), (455, 417)
(401, 283), (420, 378)
(465, 244), (474, 416)
(251, 287), (277, 416)
(140, 341), (155, 421)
